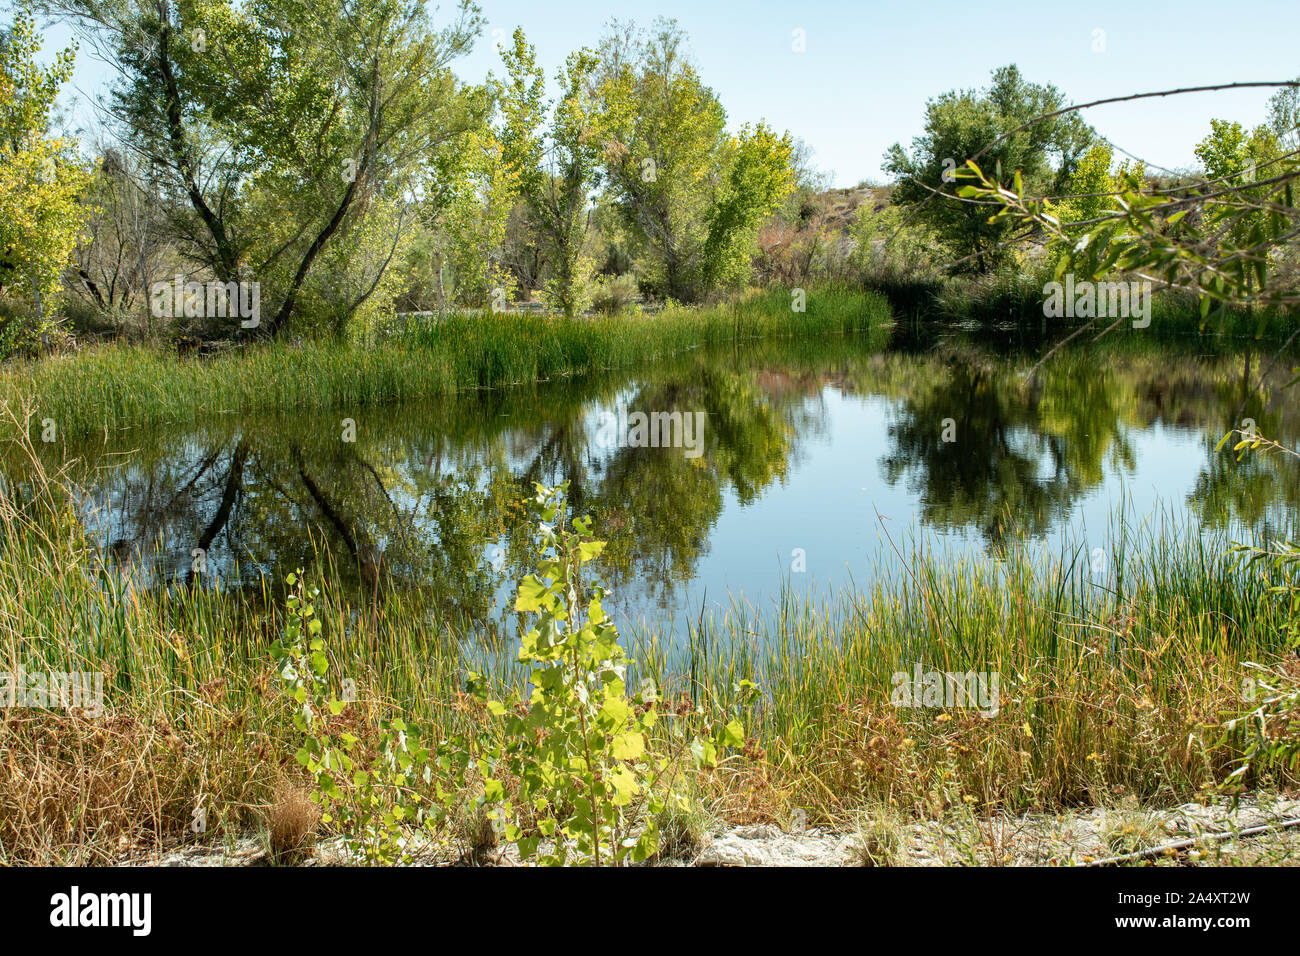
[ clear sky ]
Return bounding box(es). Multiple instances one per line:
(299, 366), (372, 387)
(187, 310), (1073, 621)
(40, 0), (1300, 187)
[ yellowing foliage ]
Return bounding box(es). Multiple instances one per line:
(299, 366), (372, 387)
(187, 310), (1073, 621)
(0, 2), (93, 350)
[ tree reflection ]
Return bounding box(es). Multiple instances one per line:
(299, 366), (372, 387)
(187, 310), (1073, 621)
(21, 333), (1299, 627)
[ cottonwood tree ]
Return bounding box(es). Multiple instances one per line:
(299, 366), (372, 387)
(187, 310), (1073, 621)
(50, 0), (485, 337)
(593, 18), (794, 303)
(437, 120), (518, 308)
(0, 1), (94, 350)
(499, 30), (602, 316)
(885, 64), (1095, 273)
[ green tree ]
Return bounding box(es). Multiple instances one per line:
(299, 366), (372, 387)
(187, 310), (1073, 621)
(594, 19), (792, 302)
(884, 65), (1095, 272)
(1194, 119), (1282, 250)
(439, 122), (519, 308)
(0, 0), (93, 349)
(702, 123), (796, 290)
(499, 31), (602, 316)
(1267, 79), (1300, 153)
(53, 0), (484, 337)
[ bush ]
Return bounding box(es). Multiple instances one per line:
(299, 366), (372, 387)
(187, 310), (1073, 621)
(276, 482), (748, 865)
(589, 274), (639, 316)
(0, 297), (60, 360)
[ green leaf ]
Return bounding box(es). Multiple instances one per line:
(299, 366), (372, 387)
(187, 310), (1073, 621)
(719, 719), (745, 747)
(608, 766), (638, 805)
(690, 738), (718, 768)
(611, 732), (644, 760)
(514, 574), (548, 612)
(578, 540), (606, 562)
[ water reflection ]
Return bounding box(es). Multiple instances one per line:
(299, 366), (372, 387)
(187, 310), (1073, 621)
(22, 329), (1300, 630)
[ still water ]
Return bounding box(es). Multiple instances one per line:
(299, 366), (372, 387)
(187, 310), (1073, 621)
(45, 326), (1300, 635)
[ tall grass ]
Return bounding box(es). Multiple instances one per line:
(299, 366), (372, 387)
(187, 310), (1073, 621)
(0, 286), (889, 440)
(873, 264), (1294, 342)
(628, 520), (1297, 823)
(1, 406), (1295, 861)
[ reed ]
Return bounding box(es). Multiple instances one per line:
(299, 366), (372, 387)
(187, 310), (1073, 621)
(0, 406), (1294, 861)
(0, 286), (889, 441)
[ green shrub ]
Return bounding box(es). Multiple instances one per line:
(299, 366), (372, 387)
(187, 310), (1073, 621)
(589, 274), (640, 316)
(472, 482), (744, 865)
(275, 483), (747, 865)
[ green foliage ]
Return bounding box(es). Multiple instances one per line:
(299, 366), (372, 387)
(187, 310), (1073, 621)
(1224, 660), (1300, 790)
(1220, 451), (1300, 788)
(1193, 119), (1282, 252)
(53, 0), (485, 336)
(884, 65), (1095, 272)
(1267, 80), (1300, 153)
(956, 115), (1299, 320)
(272, 571), (460, 863)
(472, 482), (743, 865)
(850, 201), (941, 281)
(589, 273), (639, 315)
(9, 286), (890, 437)
(1056, 142), (1117, 226)
(0, 0), (94, 352)
(499, 31), (602, 316)
(274, 485), (746, 865)
(594, 19), (793, 302)
(702, 123), (796, 290)
(439, 124), (521, 307)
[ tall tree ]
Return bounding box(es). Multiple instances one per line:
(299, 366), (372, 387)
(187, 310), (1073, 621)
(0, 0), (93, 349)
(884, 65), (1095, 272)
(594, 19), (792, 303)
(499, 30), (602, 316)
(52, 0), (484, 337)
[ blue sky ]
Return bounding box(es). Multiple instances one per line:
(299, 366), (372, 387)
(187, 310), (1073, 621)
(38, 0), (1300, 186)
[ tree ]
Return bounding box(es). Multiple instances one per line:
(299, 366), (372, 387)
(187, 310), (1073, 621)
(67, 146), (172, 326)
(438, 122), (519, 308)
(884, 65), (1095, 272)
(0, 0), (93, 350)
(955, 82), (1300, 380)
(499, 31), (602, 316)
(1267, 79), (1300, 153)
(594, 19), (793, 302)
(701, 123), (795, 290)
(53, 0), (484, 337)
(1194, 119), (1282, 251)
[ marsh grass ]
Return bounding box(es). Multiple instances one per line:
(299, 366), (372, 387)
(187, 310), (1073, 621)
(0, 286), (888, 440)
(877, 265), (1292, 343)
(264, 779), (321, 863)
(0, 403), (1296, 863)
(1100, 807), (1166, 856)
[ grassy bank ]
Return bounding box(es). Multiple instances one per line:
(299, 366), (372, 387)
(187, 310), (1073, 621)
(870, 266), (1296, 343)
(1, 421), (1296, 864)
(0, 286), (889, 440)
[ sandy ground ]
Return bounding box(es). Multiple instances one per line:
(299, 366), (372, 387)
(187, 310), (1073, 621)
(118, 793), (1300, 867)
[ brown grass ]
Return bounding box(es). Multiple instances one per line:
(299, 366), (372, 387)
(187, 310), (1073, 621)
(265, 779), (320, 863)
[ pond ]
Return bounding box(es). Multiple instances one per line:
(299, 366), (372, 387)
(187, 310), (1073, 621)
(38, 324), (1300, 639)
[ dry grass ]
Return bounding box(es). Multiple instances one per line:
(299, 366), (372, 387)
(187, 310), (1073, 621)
(1, 398), (1298, 863)
(265, 779), (320, 863)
